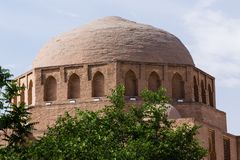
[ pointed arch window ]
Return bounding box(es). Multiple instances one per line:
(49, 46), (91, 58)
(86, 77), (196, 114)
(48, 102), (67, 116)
(208, 129), (216, 160)
(172, 73), (184, 100)
(20, 84), (25, 103)
(193, 76), (199, 102)
(125, 70), (138, 96)
(148, 71), (161, 92)
(201, 80), (206, 104)
(208, 84), (214, 107)
(68, 74), (80, 99)
(28, 80), (33, 105)
(92, 71), (104, 97)
(223, 137), (230, 160)
(44, 76), (57, 101)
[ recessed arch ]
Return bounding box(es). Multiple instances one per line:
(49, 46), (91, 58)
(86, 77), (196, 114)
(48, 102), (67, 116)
(44, 76), (57, 101)
(172, 73), (184, 100)
(148, 71), (161, 92)
(193, 76), (199, 102)
(68, 73), (80, 99)
(125, 70), (138, 96)
(92, 71), (104, 97)
(20, 84), (25, 103)
(28, 80), (33, 105)
(208, 84), (214, 107)
(201, 80), (206, 104)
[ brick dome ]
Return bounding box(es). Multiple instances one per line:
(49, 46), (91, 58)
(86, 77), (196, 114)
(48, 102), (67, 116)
(166, 104), (181, 119)
(33, 16), (194, 68)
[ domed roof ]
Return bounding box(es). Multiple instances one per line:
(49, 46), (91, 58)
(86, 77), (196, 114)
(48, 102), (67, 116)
(33, 16), (194, 68)
(166, 104), (181, 119)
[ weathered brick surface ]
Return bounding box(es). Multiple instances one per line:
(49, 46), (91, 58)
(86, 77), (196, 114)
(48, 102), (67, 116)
(175, 103), (227, 131)
(33, 16), (194, 68)
(31, 100), (111, 137)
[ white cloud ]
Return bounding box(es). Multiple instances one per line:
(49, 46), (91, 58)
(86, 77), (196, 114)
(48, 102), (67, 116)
(4, 64), (16, 70)
(55, 9), (80, 18)
(183, 0), (240, 88)
(196, 0), (217, 9)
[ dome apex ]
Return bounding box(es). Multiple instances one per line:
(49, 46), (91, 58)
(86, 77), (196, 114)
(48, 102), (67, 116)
(33, 16), (194, 68)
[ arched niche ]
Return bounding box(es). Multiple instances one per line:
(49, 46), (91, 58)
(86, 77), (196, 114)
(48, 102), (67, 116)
(20, 84), (25, 103)
(193, 76), (199, 102)
(148, 71), (161, 92)
(92, 71), (104, 97)
(68, 73), (80, 99)
(125, 70), (138, 96)
(44, 76), (57, 101)
(172, 73), (184, 100)
(208, 84), (214, 107)
(28, 80), (33, 105)
(201, 80), (206, 104)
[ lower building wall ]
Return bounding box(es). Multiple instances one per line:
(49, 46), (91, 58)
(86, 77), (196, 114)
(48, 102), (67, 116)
(28, 102), (240, 160)
(31, 100), (111, 137)
(175, 103), (227, 132)
(168, 118), (239, 160)
(196, 121), (238, 160)
(30, 99), (142, 137)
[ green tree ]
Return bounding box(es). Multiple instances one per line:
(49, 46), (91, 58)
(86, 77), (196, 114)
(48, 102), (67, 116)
(26, 85), (207, 160)
(0, 66), (36, 147)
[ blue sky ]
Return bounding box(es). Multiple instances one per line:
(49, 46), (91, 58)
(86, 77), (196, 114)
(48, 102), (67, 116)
(0, 0), (240, 135)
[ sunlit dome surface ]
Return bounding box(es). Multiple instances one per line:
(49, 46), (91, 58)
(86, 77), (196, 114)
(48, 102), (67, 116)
(33, 16), (194, 68)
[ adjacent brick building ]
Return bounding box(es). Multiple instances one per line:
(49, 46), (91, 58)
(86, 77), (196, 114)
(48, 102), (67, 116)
(15, 16), (240, 160)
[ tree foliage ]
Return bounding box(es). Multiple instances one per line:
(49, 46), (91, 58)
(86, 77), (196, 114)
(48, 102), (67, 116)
(0, 66), (36, 147)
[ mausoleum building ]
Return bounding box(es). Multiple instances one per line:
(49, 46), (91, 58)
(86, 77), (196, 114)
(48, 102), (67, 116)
(15, 17), (240, 160)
